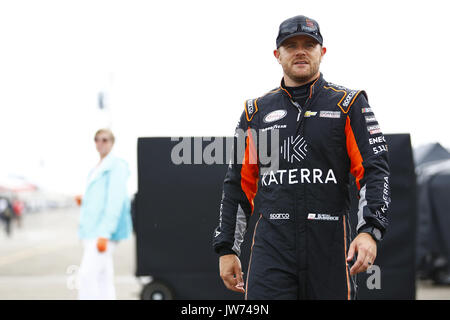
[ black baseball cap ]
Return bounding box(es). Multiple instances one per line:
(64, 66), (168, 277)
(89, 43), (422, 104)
(276, 15), (323, 48)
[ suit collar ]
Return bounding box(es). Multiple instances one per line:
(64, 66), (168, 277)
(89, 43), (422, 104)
(280, 72), (325, 101)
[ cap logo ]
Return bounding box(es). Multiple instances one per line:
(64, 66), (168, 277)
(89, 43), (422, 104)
(301, 24), (317, 33)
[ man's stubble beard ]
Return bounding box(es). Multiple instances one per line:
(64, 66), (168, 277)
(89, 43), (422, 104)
(283, 58), (321, 85)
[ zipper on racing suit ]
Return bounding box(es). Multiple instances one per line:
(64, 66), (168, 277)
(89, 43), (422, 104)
(286, 84), (319, 297)
(287, 96), (308, 296)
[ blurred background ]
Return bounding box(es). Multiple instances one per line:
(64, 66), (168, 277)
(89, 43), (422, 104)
(1, 0), (449, 299)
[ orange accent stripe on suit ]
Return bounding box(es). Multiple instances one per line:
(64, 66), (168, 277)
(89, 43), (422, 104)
(245, 213), (262, 300)
(343, 215), (351, 300)
(309, 76), (320, 98)
(240, 128), (259, 213)
(280, 86), (292, 98)
(345, 116), (364, 190)
(323, 87), (362, 114)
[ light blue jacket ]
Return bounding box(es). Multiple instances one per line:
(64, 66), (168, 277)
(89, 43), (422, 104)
(79, 153), (132, 241)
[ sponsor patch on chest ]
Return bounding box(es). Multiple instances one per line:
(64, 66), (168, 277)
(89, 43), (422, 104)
(263, 109), (287, 123)
(269, 213), (290, 220)
(307, 213), (339, 221)
(304, 111), (317, 118)
(319, 111), (341, 118)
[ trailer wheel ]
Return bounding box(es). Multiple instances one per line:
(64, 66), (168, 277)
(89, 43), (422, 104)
(140, 280), (174, 300)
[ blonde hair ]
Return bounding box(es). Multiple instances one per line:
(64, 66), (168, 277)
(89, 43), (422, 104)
(94, 128), (115, 143)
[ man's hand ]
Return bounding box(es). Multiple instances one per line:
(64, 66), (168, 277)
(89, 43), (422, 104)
(97, 237), (109, 253)
(347, 232), (377, 275)
(219, 254), (245, 293)
(74, 195), (82, 206)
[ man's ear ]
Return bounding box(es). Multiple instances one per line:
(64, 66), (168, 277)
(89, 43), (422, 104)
(273, 49), (281, 64)
(319, 46), (327, 63)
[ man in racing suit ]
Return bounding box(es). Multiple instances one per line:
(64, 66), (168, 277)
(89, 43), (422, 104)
(212, 15), (390, 300)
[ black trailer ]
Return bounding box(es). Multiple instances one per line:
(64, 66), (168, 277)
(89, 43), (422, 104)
(134, 137), (256, 299)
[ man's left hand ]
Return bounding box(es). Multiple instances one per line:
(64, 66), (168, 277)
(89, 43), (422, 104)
(346, 233), (377, 275)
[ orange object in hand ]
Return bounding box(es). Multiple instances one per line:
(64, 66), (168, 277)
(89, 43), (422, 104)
(74, 195), (82, 206)
(97, 237), (108, 252)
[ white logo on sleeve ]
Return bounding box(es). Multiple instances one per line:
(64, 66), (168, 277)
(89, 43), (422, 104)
(365, 116), (377, 123)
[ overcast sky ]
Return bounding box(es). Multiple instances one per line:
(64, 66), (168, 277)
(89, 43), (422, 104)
(1, 0), (449, 194)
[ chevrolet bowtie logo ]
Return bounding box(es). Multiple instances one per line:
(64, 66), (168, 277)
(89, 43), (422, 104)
(281, 136), (307, 163)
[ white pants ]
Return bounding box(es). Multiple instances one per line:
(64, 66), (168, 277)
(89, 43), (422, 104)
(77, 239), (117, 300)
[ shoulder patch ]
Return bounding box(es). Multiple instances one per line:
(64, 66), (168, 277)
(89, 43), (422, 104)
(323, 83), (365, 114)
(245, 98), (258, 122)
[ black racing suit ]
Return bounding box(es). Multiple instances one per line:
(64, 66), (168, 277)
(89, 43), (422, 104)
(212, 73), (390, 300)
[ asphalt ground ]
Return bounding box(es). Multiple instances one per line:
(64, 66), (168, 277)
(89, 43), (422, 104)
(0, 207), (140, 300)
(0, 207), (449, 300)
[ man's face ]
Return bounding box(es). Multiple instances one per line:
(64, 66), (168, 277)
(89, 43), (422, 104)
(274, 35), (326, 85)
(94, 133), (113, 157)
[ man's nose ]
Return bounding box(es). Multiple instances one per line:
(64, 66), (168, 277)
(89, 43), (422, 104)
(293, 46), (307, 57)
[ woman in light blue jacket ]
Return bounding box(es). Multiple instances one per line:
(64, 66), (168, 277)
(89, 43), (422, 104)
(77, 129), (132, 300)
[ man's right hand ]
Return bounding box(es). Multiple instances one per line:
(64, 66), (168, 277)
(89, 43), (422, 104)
(219, 254), (245, 293)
